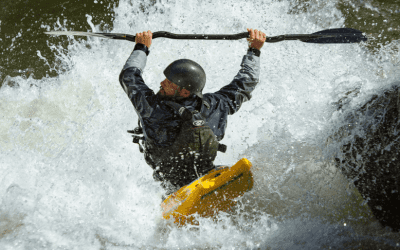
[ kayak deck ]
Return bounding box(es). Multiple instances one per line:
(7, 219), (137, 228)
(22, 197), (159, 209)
(161, 158), (253, 226)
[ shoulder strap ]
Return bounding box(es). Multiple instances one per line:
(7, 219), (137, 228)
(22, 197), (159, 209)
(199, 99), (211, 118)
(164, 101), (193, 121)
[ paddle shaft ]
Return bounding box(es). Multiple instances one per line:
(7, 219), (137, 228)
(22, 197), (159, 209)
(45, 28), (367, 43)
(99, 32), (356, 43)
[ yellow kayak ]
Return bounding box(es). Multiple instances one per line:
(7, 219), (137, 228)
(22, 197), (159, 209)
(161, 158), (254, 226)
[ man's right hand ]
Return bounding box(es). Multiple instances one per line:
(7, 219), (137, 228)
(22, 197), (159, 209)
(135, 30), (153, 48)
(247, 28), (266, 50)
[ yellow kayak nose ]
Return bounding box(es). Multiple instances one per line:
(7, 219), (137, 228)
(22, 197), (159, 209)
(161, 158), (254, 226)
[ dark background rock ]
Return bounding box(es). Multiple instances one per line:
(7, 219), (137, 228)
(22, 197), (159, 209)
(333, 83), (400, 231)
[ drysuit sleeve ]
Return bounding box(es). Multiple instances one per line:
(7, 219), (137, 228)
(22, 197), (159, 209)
(119, 45), (155, 118)
(212, 49), (260, 115)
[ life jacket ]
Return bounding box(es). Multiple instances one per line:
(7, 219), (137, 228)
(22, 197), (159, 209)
(128, 99), (227, 189)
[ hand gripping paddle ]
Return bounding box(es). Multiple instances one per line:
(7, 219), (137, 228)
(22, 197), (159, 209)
(45, 28), (367, 44)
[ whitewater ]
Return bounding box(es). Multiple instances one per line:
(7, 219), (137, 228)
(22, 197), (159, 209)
(1, 0), (399, 249)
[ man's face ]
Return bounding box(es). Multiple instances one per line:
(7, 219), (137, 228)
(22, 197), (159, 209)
(160, 78), (191, 98)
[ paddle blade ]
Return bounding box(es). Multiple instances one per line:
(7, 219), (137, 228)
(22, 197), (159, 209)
(45, 31), (109, 38)
(306, 28), (367, 43)
(44, 31), (135, 41)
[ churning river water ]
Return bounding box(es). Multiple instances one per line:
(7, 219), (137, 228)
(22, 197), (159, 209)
(1, 0), (400, 249)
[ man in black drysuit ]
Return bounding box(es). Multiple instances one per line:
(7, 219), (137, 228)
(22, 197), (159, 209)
(119, 28), (266, 194)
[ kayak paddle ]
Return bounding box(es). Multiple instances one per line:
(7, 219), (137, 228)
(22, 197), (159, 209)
(44, 28), (367, 44)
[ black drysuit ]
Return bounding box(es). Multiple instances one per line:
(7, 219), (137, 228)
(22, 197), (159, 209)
(119, 44), (261, 190)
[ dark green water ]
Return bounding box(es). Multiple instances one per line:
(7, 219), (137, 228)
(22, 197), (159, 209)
(0, 0), (117, 84)
(1, 0), (399, 88)
(340, 0), (400, 50)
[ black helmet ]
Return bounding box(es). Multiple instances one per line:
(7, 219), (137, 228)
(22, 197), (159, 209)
(163, 59), (206, 98)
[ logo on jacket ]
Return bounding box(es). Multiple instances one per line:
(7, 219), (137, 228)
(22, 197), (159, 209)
(193, 120), (205, 126)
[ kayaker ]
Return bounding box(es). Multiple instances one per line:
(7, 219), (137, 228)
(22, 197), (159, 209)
(119, 28), (266, 195)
